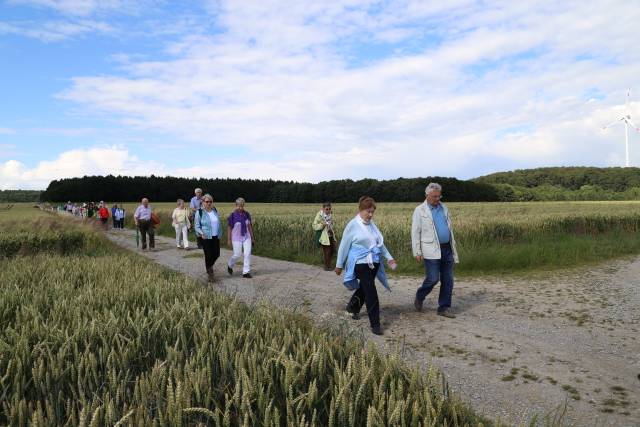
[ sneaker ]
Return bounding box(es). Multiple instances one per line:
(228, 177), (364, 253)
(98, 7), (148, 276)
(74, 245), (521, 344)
(207, 270), (214, 282)
(242, 273), (252, 278)
(371, 326), (383, 336)
(437, 309), (456, 318)
(414, 297), (423, 312)
(227, 266), (233, 276)
(349, 312), (360, 320)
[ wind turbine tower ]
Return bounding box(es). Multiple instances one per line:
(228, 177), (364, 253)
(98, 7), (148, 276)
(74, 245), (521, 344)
(602, 89), (640, 167)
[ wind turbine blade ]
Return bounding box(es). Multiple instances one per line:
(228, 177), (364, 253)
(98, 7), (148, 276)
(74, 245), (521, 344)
(602, 119), (623, 129)
(625, 118), (640, 131)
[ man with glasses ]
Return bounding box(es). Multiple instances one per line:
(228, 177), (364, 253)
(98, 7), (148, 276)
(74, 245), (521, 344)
(411, 183), (459, 318)
(313, 201), (337, 271)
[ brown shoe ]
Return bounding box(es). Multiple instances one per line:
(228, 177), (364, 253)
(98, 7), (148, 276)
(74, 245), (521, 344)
(437, 309), (456, 318)
(414, 297), (423, 312)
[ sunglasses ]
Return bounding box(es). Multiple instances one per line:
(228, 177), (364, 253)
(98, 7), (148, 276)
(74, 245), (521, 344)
(204, 201), (213, 203)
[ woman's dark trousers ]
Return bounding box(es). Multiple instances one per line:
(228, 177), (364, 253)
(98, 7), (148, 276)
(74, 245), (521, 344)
(347, 263), (380, 328)
(201, 237), (220, 273)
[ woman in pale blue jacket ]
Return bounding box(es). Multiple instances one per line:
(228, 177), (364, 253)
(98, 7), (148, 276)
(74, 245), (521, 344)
(335, 196), (397, 336)
(194, 193), (223, 282)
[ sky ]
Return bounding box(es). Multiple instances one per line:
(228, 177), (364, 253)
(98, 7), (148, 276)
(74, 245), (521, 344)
(1, 0), (640, 190)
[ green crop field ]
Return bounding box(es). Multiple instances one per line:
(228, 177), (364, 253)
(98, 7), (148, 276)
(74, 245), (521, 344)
(105, 201), (640, 276)
(0, 205), (491, 426)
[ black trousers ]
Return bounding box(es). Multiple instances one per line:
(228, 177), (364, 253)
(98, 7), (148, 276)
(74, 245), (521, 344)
(347, 263), (380, 328)
(201, 237), (220, 272)
(138, 220), (155, 249)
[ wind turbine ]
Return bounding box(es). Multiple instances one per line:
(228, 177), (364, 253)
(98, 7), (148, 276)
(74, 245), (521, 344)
(602, 89), (640, 167)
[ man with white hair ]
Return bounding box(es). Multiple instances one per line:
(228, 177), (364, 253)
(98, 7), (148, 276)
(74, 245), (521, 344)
(190, 188), (204, 249)
(411, 183), (459, 318)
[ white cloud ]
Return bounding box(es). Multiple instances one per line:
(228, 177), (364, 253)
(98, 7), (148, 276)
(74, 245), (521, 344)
(0, 146), (165, 190)
(0, 19), (113, 41)
(5, 0), (639, 184)
(7, 0), (153, 16)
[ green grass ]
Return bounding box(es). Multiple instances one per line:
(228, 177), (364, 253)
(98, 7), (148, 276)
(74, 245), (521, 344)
(0, 213), (492, 426)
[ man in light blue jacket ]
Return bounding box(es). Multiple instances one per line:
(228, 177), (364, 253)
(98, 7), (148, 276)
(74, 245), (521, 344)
(411, 183), (459, 318)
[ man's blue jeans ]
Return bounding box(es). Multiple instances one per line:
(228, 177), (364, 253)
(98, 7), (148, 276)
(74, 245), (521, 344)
(416, 245), (455, 311)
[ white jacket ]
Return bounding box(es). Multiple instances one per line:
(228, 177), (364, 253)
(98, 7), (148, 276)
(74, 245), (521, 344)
(411, 201), (459, 263)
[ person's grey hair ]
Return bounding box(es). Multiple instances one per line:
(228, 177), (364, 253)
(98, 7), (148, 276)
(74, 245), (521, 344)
(425, 183), (442, 195)
(202, 194), (213, 202)
(177, 198), (184, 204)
(235, 197), (245, 205)
(195, 188), (202, 194)
(141, 197), (149, 203)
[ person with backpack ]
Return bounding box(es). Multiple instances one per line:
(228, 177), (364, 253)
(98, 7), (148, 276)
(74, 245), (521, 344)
(134, 198), (155, 250)
(194, 194), (223, 282)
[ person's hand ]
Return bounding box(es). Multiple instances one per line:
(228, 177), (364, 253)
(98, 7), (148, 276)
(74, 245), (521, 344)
(388, 259), (398, 270)
(334, 267), (342, 275)
(415, 255), (423, 263)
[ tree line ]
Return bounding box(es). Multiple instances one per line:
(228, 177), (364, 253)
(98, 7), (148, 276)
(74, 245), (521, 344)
(474, 166), (640, 192)
(0, 190), (42, 203)
(41, 175), (500, 203)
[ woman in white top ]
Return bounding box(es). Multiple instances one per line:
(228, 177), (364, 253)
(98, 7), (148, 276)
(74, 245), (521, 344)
(172, 199), (191, 249)
(194, 194), (223, 281)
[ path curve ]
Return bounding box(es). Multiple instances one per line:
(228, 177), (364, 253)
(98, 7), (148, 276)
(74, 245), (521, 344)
(105, 228), (640, 426)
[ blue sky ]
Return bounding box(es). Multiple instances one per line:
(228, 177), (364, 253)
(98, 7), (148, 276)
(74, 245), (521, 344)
(1, 0), (639, 190)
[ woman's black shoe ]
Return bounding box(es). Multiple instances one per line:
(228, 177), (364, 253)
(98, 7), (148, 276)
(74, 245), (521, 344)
(371, 326), (383, 336)
(242, 273), (252, 278)
(227, 266), (233, 275)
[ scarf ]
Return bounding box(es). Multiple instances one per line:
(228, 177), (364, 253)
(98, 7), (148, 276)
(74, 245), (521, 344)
(229, 210), (250, 236)
(320, 210), (334, 235)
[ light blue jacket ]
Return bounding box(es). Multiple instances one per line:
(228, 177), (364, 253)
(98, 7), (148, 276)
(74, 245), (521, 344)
(194, 208), (223, 239)
(336, 218), (393, 291)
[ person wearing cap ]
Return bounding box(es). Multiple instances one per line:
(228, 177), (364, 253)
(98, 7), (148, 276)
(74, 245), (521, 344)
(412, 183), (459, 318)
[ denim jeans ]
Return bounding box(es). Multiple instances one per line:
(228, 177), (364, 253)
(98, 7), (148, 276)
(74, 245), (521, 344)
(416, 245), (454, 311)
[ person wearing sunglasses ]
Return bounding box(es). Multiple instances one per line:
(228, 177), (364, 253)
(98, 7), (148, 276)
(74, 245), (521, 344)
(312, 201), (337, 270)
(194, 194), (223, 282)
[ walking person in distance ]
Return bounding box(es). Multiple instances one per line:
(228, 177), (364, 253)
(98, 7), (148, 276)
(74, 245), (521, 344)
(313, 201), (337, 271)
(412, 183), (459, 318)
(172, 199), (191, 250)
(134, 198), (155, 251)
(190, 188), (204, 249)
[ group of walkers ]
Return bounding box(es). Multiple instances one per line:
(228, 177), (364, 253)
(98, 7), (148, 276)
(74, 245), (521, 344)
(61, 201), (125, 229)
(133, 189), (255, 282)
(81, 182), (457, 336)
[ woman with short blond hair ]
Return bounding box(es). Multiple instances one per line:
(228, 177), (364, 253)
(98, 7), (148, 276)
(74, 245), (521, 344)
(172, 199), (191, 249)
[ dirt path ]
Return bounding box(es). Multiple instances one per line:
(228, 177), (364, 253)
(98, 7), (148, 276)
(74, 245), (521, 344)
(105, 229), (639, 426)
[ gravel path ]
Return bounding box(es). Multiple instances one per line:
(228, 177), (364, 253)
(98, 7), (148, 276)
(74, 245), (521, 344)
(106, 228), (640, 426)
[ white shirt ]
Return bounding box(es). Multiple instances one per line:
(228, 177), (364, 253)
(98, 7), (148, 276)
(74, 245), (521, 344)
(207, 210), (219, 236)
